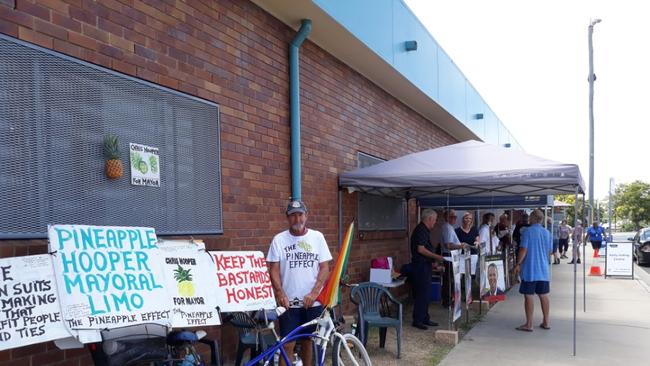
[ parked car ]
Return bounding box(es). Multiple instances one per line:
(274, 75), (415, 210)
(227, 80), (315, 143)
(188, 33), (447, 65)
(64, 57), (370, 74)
(629, 228), (650, 266)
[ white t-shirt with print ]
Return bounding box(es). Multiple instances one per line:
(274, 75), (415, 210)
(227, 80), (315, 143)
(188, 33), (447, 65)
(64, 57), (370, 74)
(267, 229), (332, 306)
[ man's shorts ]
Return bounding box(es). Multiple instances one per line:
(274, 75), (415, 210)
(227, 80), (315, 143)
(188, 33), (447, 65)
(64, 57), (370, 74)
(552, 239), (559, 253)
(590, 240), (602, 250)
(519, 280), (550, 295)
(279, 305), (323, 337)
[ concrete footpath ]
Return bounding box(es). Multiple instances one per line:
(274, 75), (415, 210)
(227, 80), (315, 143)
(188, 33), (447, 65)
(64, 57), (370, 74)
(439, 247), (650, 366)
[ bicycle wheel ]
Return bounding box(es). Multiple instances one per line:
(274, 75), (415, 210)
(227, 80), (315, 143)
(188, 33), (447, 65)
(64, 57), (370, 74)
(332, 333), (371, 366)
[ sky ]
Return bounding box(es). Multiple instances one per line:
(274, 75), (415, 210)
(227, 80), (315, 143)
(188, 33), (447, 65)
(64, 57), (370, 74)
(404, 0), (649, 200)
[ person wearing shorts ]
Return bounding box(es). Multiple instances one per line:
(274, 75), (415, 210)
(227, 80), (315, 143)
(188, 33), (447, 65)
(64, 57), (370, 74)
(267, 200), (332, 366)
(558, 220), (571, 259)
(586, 220), (606, 255)
(514, 209), (553, 332)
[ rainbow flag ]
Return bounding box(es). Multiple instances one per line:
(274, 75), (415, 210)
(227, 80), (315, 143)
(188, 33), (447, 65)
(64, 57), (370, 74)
(316, 221), (354, 308)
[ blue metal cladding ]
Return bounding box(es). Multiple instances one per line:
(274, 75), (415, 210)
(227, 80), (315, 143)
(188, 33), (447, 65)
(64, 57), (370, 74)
(313, 0), (519, 148)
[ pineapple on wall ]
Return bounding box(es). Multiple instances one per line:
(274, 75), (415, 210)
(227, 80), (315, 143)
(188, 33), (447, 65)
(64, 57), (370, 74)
(174, 264), (195, 297)
(103, 134), (123, 179)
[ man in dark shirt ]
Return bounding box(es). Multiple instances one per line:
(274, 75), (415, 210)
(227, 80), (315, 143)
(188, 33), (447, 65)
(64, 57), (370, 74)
(410, 209), (444, 330)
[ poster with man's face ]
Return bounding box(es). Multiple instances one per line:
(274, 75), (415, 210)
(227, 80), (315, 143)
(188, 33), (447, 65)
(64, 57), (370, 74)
(480, 255), (506, 302)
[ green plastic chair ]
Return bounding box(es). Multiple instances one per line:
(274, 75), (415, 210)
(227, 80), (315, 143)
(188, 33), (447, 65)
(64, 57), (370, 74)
(350, 282), (402, 358)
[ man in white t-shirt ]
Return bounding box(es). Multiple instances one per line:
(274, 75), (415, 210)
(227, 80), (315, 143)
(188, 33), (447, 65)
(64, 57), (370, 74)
(267, 200), (332, 366)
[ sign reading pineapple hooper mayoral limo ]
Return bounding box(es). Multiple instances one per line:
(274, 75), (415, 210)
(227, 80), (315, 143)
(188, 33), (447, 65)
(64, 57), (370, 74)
(48, 225), (171, 330)
(158, 240), (221, 327)
(209, 251), (276, 312)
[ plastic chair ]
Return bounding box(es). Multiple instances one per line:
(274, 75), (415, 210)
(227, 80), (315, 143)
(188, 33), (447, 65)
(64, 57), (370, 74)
(228, 312), (276, 366)
(350, 282), (402, 358)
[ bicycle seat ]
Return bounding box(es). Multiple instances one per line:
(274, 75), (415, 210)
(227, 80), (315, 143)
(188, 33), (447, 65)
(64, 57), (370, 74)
(167, 330), (199, 345)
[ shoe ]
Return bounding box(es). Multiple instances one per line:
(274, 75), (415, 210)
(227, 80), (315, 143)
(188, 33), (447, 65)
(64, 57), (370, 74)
(412, 323), (428, 330)
(561, 255), (568, 259)
(577, 259), (581, 264)
(424, 320), (439, 327)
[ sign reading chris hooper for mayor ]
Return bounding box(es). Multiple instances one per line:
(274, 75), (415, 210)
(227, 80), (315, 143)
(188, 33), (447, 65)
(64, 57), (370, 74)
(48, 225), (171, 330)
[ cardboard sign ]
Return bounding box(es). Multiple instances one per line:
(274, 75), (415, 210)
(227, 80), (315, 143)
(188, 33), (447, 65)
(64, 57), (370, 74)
(0, 255), (71, 351)
(48, 225), (171, 331)
(129, 143), (160, 187)
(158, 240), (221, 327)
(210, 251), (276, 312)
(605, 242), (634, 277)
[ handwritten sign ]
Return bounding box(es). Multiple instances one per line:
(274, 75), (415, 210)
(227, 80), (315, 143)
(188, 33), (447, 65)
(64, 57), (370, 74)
(129, 143), (160, 187)
(158, 240), (221, 327)
(209, 251), (276, 312)
(48, 225), (171, 331)
(0, 255), (70, 351)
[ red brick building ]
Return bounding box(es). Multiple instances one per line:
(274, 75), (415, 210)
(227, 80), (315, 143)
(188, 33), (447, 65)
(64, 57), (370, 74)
(0, 1), (515, 364)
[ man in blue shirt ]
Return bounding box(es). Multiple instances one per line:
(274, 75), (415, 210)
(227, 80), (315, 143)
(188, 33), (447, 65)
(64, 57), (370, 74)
(586, 220), (606, 257)
(514, 209), (553, 332)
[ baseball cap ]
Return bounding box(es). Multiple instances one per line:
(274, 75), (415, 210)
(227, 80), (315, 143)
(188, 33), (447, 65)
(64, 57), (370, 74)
(286, 200), (307, 215)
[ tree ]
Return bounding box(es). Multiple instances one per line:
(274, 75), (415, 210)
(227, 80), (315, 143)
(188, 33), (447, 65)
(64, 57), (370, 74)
(554, 194), (605, 226)
(613, 181), (650, 231)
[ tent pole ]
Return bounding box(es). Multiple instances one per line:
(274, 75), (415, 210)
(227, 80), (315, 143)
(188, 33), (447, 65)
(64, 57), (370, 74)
(582, 195), (586, 312)
(573, 185), (579, 356)
(338, 190), (342, 248)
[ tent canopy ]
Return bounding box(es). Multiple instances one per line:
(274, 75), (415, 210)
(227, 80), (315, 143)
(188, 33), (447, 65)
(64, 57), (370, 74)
(339, 140), (585, 198)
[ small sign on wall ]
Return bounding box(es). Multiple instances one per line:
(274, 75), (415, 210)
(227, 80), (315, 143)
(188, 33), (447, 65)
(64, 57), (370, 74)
(129, 143), (160, 187)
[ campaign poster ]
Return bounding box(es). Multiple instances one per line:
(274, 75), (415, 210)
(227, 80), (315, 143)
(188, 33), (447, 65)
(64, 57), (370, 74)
(0, 255), (71, 351)
(48, 225), (171, 331)
(481, 255), (506, 303)
(129, 143), (160, 187)
(158, 240), (221, 327)
(210, 251), (276, 312)
(459, 254), (478, 275)
(451, 250), (462, 322)
(464, 255), (473, 307)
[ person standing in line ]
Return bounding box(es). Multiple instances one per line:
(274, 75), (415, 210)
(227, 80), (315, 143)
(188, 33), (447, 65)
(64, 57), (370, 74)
(558, 220), (571, 260)
(548, 218), (560, 265)
(409, 209), (443, 330)
(513, 213), (531, 255)
(455, 212), (480, 255)
(569, 219), (584, 264)
(441, 209), (469, 308)
(514, 209), (553, 332)
(494, 214), (512, 253)
(479, 213), (497, 255)
(586, 220), (606, 257)
(267, 200), (332, 366)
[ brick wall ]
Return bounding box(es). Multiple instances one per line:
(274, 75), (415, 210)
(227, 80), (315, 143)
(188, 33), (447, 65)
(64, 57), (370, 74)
(0, 0), (457, 364)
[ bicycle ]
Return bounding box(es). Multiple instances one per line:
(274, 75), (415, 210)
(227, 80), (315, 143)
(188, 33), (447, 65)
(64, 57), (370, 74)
(241, 300), (371, 366)
(88, 323), (220, 366)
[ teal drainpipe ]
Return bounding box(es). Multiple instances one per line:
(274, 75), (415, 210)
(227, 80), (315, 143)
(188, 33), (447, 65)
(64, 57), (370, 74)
(289, 19), (311, 201)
